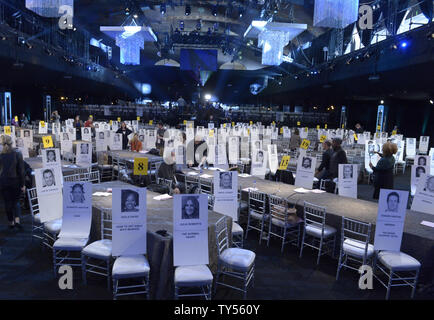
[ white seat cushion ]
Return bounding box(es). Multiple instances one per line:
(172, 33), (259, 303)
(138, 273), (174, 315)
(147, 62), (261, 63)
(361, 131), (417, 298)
(175, 265), (213, 286)
(44, 219), (62, 234)
(305, 224), (336, 239)
(271, 216), (303, 228)
(249, 210), (267, 220)
(112, 255), (150, 279)
(232, 222), (243, 236)
(53, 237), (88, 250)
(377, 251), (421, 272)
(34, 213), (41, 224)
(342, 239), (374, 258)
(219, 248), (255, 272)
(82, 239), (112, 259)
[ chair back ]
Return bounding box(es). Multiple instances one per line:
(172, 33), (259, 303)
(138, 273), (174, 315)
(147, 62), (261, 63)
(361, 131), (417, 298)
(27, 187), (40, 216)
(215, 216), (229, 256)
(341, 216), (371, 251)
(89, 170), (101, 183)
(64, 173), (81, 182)
(303, 201), (327, 232)
(269, 195), (289, 223)
(101, 209), (112, 240)
(248, 190), (266, 215)
(199, 178), (213, 195)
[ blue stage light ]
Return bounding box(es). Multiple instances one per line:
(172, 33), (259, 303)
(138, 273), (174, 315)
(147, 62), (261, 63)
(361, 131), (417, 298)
(400, 41), (408, 48)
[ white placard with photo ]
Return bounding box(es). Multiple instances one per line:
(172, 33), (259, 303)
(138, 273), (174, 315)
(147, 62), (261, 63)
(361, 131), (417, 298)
(228, 136), (239, 164)
(295, 156), (316, 189)
(76, 142), (92, 167)
(110, 133), (122, 151)
(415, 155), (430, 167)
(22, 129), (33, 149)
(65, 119), (74, 128)
(411, 175), (434, 215)
(42, 148), (61, 168)
(213, 171), (238, 221)
(81, 127), (92, 142)
(95, 131), (107, 152)
(60, 182), (92, 238)
(250, 149), (268, 179)
(111, 121), (119, 132)
(146, 129), (157, 150)
(406, 138), (416, 158)
(60, 134), (73, 155)
(208, 122), (214, 130)
(173, 194), (209, 266)
(67, 127), (76, 141)
(411, 165), (428, 196)
(374, 189), (409, 252)
(216, 143), (228, 166)
(365, 140), (381, 172)
(283, 127), (291, 139)
(38, 122), (48, 134)
(35, 166), (63, 196)
(430, 148), (434, 175)
(419, 136), (429, 154)
(338, 164), (358, 199)
(251, 140), (262, 154)
(206, 139), (216, 164)
(268, 144), (279, 175)
(112, 187), (147, 256)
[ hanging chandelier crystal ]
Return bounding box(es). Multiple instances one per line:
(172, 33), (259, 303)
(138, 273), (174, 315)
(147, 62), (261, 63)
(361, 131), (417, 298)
(313, 0), (359, 29)
(116, 32), (145, 65)
(26, 0), (74, 18)
(258, 30), (291, 66)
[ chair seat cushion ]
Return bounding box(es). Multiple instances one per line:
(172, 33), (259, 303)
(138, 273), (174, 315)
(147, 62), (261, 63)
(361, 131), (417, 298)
(377, 251), (421, 272)
(175, 265), (213, 286)
(343, 239), (374, 258)
(219, 248), (255, 272)
(53, 237), (88, 250)
(82, 239), (112, 259)
(232, 222), (244, 236)
(112, 255), (150, 279)
(44, 219), (62, 234)
(249, 210), (268, 220)
(305, 224), (336, 239)
(271, 216), (303, 228)
(34, 213), (41, 224)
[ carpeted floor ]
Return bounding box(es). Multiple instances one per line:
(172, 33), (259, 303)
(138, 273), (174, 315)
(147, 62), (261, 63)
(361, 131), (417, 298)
(0, 169), (432, 300)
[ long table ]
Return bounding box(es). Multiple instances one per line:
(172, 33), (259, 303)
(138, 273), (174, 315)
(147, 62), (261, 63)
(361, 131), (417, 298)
(91, 181), (231, 300)
(181, 168), (434, 262)
(107, 150), (163, 164)
(26, 156), (86, 176)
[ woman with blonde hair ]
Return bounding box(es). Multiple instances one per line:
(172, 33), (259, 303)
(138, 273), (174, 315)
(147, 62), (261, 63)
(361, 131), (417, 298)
(369, 142), (397, 199)
(129, 133), (142, 152)
(0, 135), (25, 229)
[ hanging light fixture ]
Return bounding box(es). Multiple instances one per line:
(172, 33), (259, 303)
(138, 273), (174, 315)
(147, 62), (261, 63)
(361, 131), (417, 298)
(26, 0), (74, 18)
(313, 0), (359, 29)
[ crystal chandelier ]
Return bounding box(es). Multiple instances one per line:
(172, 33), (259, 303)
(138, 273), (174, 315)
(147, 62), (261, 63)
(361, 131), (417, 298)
(26, 0), (74, 18)
(116, 29), (144, 65)
(313, 0), (359, 29)
(258, 30), (290, 66)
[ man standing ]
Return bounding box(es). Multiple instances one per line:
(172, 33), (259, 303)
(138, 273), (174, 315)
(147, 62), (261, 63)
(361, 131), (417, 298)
(355, 123), (364, 134)
(156, 122), (166, 156)
(326, 138), (348, 193)
(316, 140), (333, 181)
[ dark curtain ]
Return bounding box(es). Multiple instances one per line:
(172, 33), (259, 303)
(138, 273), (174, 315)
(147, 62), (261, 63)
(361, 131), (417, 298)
(420, 0), (434, 20)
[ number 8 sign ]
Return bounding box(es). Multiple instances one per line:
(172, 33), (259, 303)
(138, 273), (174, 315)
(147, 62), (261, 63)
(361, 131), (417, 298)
(134, 158), (148, 176)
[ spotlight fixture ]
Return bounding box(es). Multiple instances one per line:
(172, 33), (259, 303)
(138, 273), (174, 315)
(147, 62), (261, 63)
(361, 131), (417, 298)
(125, 8), (130, 16)
(380, 100), (384, 104)
(179, 20), (184, 31)
(238, 7), (245, 18)
(430, 99), (433, 105)
(185, 4), (191, 16)
(160, 3), (166, 15)
(133, 14), (138, 19)
(399, 40), (408, 48)
(212, 5), (217, 17)
(390, 44), (398, 50)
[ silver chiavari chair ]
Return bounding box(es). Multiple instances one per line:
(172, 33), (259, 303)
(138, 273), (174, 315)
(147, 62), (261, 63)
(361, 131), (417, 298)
(64, 173), (81, 182)
(111, 155), (120, 180)
(267, 195), (303, 253)
(174, 265), (213, 300)
(245, 190), (268, 243)
(299, 201), (337, 265)
(199, 177), (213, 195)
(27, 188), (44, 243)
(157, 177), (173, 194)
(214, 216), (255, 299)
(336, 217), (374, 280)
(82, 209), (113, 290)
(88, 170), (101, 184)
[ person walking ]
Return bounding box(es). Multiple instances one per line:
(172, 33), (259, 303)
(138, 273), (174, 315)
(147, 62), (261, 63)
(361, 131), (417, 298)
(74, 115), (83, 140)
(0, 135), (25, 229)
(370, 142), (397, 199)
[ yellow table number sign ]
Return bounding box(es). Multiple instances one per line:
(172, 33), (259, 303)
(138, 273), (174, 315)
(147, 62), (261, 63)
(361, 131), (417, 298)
(319, 135), (327, 143)
(377, 125), (381, 131)
(280, 127), (283, 134)
(4, 126), (11, 135)
(149, 120), (153, 125)
(117, 117), (121, 122)
(14, 116), (18, 122)
(304, 127), (308, 132)
(342, 124), (345, 129)
(297, 121), (300, 126)
(42, 136), (54, 148)
(134, 158), (148, 176)
(300, 139), (310, 150)
(209, 130), (214, 137)
(137, 116), (140, 121)
(279, 156), (291, 170)
(40, 121), (45, 128)
(316, 125), (320, 130)
(249, 121), (253, 125)
(325, 124), (328, 129)
(109, 120), (113, 125)
(353, 133), (358, 141)
(231, 122), (235, 127)
(183, 120), (187, 125)
(392, 130), (397, 135)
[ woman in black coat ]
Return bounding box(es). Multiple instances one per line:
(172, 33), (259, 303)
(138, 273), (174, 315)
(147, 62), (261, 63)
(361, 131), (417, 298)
(116, 122), (133, 150)
(369, 142), (397, 199)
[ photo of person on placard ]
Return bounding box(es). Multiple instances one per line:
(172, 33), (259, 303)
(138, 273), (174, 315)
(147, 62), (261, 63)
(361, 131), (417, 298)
(167, 139), (174, 148)
(98, 132), (105, 140)
(416, 166), (426, 178)
(63, 133), (69, 140)
(385, 192), (399, 213)
(254, 141), (261, 150)
(83, 128), (90, 135)
(121, 190), (139, 212)
(114, 134), (120, 143)
(256, 150), (264, 164)
(80, 143), (89, 155)
(343, 165), (353, 179)
(46, 150), (56, 163)
(139, 135), (145, 142)
(42, 169), (55, 187)
(95, 124), (99, 129)
(230, 137), (237, 145)
(149, 131), (154, 137)
(219, 172), (233, 190)
(70, 183), (85, 203)
(24, 130), (30, 138)
(423, 176), (434, 193)
(418, 157), (427, 166)
(16, 138), (24, 148)
(182, 196), (200, 220)
(302, 157), (312, 169)
(422, 136), (428, 142)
